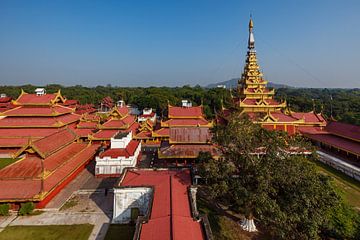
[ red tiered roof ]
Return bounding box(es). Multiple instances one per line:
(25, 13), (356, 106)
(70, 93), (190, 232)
(242, 98), (281, 106)
(99, 140), (140, 158)
(1, 105), (74, 116)
(0, 143), (99, 201)
(168, 105), (203, 118)
(101, 116), (135, 129)
(120, 170), (204, 240)
(0, 97), (12, 103)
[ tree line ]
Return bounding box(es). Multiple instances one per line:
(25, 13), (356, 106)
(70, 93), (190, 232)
(0, 85), (359, 125)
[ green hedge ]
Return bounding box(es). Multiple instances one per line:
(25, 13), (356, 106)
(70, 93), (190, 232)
(18, 202), (34, 216)
(0, 203), (10, 216)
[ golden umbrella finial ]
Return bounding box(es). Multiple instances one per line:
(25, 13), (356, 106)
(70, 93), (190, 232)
(249, 14), (254, 30)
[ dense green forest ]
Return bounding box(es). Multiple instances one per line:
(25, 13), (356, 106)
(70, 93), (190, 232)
(0, 85), (359, 125)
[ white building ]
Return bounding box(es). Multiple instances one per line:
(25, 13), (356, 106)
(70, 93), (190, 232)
(137, 108), (156, 124)
(95, 131), (141, 177)
(35, 88), (46, 96)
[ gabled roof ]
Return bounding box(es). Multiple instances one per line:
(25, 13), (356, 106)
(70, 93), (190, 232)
(291, 111), (326, 123)
(168, 105), (204, 118)
(0, 143), (99, 201)
(108, 106), (130, 119)
(99, 140), (140, 158)
(14, 128), (77, 159)
(13, 90), (66, 106)
(100, 115), (136, 129)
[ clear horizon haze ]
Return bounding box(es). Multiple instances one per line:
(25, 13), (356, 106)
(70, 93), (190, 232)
(0, 0), (359, 88)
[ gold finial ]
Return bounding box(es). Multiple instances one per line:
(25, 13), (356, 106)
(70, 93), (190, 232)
(249, 15), (254, 31)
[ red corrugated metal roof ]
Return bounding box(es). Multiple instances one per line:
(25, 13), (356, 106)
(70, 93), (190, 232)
(0, 138), (30, 147)
(93, 129), (119, 139)
(159, 144), (219, 159)
(99, 140), (139, 158)
(325, 121), (360, 142)
(0, 156), (42, 178)
(0, 143), (99, 201)
(170, 127), (211, 143)
(291, 112), (325, 123)
(16, 93), (60, 105)
(1, 105), (74, 116)
(0, 128), (59, 138)
(77, 121), (97, 129)
(168, 105), (203, 118)
(305, 133), (360, 156)
(0, 113), (80, 128)
(32, 128), (77, 158)
(120, 170), (204, 240)
(73, 128), (94, 138)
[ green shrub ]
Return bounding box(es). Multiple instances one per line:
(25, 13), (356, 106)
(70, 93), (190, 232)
(0, 203), (10, 216)
(18, 202), (34, 216)
(322, 202), (360, 239)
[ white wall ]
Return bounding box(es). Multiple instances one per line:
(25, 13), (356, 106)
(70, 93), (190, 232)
(113, 187), (152, 223)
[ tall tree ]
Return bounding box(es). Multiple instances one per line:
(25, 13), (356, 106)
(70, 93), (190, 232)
(198, 114), (340, 239)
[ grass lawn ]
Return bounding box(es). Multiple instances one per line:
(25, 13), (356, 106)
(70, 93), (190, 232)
(60, 197), (79, 211)
(0, 224), (94, 240)
(0, 158), (19, 170)
(104, 224), (135, 240)
(313, 160), (360, 209)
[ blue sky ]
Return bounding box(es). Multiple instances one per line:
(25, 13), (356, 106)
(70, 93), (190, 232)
(0, 0), (359, 88)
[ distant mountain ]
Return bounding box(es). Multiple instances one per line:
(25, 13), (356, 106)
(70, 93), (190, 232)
(206, 78), (292, 89)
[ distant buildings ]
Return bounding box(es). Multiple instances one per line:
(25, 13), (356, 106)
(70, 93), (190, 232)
(157, 100), (218, 164)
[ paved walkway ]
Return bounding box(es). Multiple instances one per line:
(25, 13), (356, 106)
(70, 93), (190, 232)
(0, 215), (17, 233)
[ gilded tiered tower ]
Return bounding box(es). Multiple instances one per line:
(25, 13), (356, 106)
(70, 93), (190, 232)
(238, 18), (286, 113)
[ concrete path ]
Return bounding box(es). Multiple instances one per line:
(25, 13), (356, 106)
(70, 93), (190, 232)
(45, 168), (94, 209)
(0, 215), (17, 233)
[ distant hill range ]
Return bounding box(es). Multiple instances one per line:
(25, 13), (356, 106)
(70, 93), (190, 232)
(206, 78), (292, 89)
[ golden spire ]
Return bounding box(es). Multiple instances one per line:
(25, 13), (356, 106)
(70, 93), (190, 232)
(249, 16), (254, 31)
(248, 16), (255, 50)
